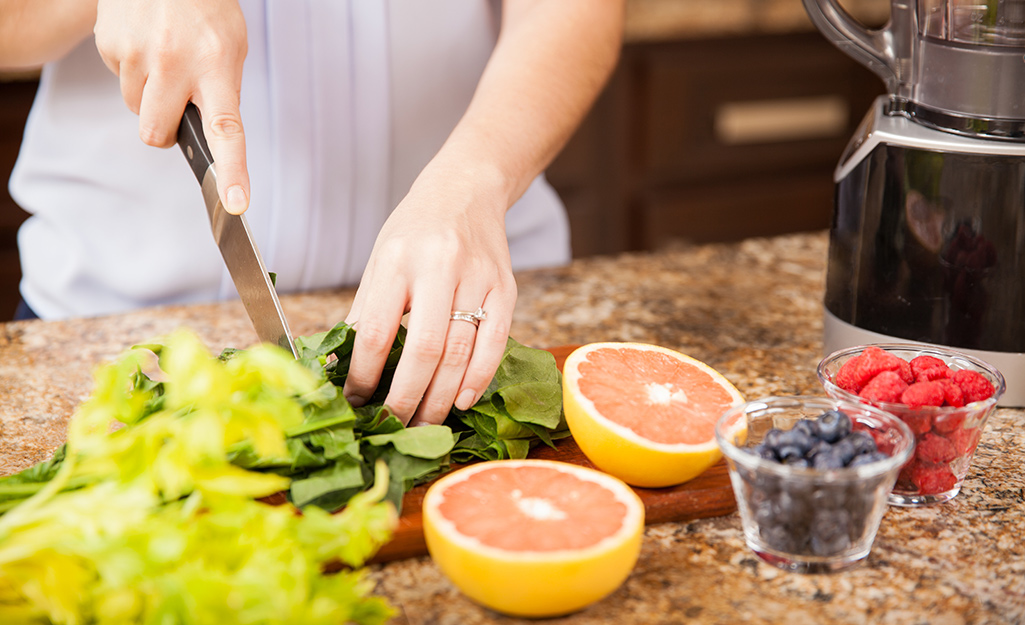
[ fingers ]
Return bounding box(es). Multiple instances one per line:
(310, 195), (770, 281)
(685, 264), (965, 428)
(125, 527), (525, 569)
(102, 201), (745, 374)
(136, 71), (190, 148)
(92, 0), (250, 212)
(346, 269), (511, 428)
(343, 276), (410, 410)
(193, 87), (250, 214)
(451, 286), (516, 411)
(405, 298), (481, 427)
(405, 281), (516, 428)
(376, 277), (456, 424)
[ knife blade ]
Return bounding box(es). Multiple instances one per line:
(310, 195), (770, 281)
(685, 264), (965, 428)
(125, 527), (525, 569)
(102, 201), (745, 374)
(177, 102), (298, 357)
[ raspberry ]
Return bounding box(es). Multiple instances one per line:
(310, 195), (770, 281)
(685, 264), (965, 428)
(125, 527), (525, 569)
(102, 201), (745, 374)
(897, 463), (916, 490)
(917, 366), (952, 383)
(911, 463), (958, 494)
(835, 353), (867, 393)
(859, 370), (907, 403)
(945, 427), (980, 456)
(910, 355), (947, 379)
(916, 433), (957, 464)
(901, 411), (933, 436)
(901, 381), (946, 408)
(952, 370), (996, 403)
(836, 347), (913, 392)
(938, 380), (965, 409)
(932, 410), (965, 433)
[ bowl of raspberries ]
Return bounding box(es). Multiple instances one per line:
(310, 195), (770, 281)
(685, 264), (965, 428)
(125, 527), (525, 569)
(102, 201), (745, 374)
(715, 396), (914, 574)
(817, 344), (1006, 506)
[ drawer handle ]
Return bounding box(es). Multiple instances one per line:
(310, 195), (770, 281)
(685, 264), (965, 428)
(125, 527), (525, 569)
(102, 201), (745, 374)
(714, 96), (848, 145)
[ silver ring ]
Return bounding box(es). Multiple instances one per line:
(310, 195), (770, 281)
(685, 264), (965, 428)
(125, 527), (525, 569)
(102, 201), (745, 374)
(450, 306), (487, 327)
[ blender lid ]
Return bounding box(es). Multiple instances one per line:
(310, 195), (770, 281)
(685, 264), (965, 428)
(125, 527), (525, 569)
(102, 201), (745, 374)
(835, 96), (1025, 183)
(804, 0), (1025, 136)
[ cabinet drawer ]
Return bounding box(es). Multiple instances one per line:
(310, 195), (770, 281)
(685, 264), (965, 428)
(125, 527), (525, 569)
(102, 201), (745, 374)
(635, 33), (882, 184)
(637, 171), (836, 248)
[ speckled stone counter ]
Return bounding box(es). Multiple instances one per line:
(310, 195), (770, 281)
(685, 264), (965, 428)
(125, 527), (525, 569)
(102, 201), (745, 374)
(1, 232), (1022, 624)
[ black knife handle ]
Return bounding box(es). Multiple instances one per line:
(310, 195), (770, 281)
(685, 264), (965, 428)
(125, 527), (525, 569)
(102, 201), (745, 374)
(177, 102), (214, 185)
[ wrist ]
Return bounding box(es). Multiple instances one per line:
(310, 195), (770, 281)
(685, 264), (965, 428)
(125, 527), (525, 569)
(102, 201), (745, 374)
(416, 151), (518, 219)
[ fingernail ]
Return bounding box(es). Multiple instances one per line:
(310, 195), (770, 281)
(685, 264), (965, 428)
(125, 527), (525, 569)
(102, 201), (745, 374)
(225, 185), (248, 214)
(346, 393), (368, 408)
(455, 388), (477, 411)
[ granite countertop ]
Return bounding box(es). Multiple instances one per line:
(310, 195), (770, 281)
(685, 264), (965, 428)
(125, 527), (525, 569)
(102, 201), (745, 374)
(1, 231), (1022, 623)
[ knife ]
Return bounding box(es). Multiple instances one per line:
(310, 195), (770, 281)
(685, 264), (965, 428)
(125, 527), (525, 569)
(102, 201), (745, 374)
(176, 102), (298, 357)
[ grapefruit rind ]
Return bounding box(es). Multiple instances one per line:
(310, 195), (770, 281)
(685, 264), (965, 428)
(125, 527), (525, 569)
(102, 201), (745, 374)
(563, 342), (746, 488)
(422, 459), (644, 618)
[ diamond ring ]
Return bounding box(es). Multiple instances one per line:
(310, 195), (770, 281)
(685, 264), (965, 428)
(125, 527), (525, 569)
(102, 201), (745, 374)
(450, 307), (487, 327)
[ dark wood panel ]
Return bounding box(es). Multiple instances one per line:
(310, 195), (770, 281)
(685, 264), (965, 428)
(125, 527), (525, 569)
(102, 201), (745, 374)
(0, 79), (36, 321)
(638, 171), (837, 248)
(635, 32), (883, 184)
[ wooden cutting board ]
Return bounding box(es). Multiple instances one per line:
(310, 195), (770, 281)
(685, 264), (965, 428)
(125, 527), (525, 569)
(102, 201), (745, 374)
(370, 345), (737, 563)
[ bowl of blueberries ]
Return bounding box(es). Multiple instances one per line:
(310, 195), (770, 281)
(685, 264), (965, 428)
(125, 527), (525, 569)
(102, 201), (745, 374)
(715, 396), (914, 573)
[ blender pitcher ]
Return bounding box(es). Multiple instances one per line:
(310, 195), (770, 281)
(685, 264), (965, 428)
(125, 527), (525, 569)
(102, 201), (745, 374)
(803, 0), (1025, 406)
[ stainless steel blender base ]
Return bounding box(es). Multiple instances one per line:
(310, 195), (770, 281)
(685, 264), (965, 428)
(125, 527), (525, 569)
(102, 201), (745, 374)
(823, 308), (1024, 407)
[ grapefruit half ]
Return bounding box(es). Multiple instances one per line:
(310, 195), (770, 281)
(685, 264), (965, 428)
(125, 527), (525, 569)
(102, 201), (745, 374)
(421, 459), (644, 617)
(563, 342), (745, 488)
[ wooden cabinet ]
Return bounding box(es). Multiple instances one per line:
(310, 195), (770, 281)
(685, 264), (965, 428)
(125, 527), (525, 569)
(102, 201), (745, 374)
(0, 78), (34, 322)
(547, 31), (885, 256)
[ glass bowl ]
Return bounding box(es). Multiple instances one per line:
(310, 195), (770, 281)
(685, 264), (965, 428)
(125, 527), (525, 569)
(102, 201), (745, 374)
(715, 396), (914, 574)
(817, 343), (1005, 506)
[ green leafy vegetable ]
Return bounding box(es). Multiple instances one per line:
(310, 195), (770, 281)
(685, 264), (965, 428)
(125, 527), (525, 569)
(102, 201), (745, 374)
(0, 330), (397, 625)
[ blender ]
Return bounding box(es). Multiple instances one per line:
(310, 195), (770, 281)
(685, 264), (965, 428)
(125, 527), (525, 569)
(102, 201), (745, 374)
(803, 0), (1025, 406)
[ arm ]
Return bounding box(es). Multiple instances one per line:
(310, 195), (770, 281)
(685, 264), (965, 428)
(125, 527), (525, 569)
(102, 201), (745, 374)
(443, 0), (626, 206)
(343, 0), (625, 426)
(0, 1), (96, 69)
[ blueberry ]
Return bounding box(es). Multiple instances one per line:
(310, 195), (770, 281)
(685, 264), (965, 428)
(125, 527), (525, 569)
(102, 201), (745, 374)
(815, 409), (853, 443)
(848, 451), (889, 468)
(780, 476), (815, 499)
(809, 508), (852, 556)
(747, 443), (777, 461)
(782, 456), (810, 468)
(776, 445), (804, 462)
(753, 498), (775, 527)
(845, 431), (878, 456)
(777, 428), (814, 455)
(812, 447), (846, 471)
(811, 485), (847, 509)
(762, 524), (802, 553)
(773, 490), (811, 525)
(811, 531), (852, 556)
(833, 438), (858, 466)
(806, 439), (831, 460)
(793, 420), (817, 439)
(763, 428), (785, 449)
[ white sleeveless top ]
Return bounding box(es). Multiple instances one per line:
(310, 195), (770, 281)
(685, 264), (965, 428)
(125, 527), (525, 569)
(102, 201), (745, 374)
(9, 0), (570, 320)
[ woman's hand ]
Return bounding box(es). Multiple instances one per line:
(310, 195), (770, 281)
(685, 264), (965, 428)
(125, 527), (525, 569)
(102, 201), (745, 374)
(342, 0), (622, 426)
(93, 0), (251, 214)
(343, 160), (517, 427)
